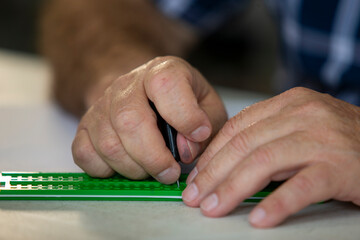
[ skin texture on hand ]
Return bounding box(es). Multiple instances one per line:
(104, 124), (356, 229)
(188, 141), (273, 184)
(72, 56), (227, 184)
(182, 87), (360, 228)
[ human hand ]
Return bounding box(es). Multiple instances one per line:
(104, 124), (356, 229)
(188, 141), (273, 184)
(182, 87), (360, 228)
(72, 56), (227, 184)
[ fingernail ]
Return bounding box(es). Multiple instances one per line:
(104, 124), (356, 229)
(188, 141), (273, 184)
(187, 140), (200, 160)
(191, 126), (210, 142)
(178, 133), (200, 163)
(200, 193), (218, 212)
(156, 166), (178, 183)
(249, 207), (266, 225)
(186, 167), (198, 184)
(182, 183), (199, 202)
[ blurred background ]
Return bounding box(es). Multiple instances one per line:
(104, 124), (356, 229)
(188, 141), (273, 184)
(0, 0), (43, 53)
(0, 0), (278, 94)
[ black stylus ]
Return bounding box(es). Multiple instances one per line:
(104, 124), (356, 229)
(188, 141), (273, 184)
(149, 101), (180, 188)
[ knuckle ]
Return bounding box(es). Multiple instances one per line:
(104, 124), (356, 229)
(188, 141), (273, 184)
(280, 87), (314, 104)
(284, 87), (313, 97)
(113, 107), (146, 133)
(221, 116), (240, 137)
(150, 56), (173, 65)
(223, 177), (240, 196)
(301, 99), (329, 113)
(97, 137), (122, 159)
(312, 165), (333, 189)
(148, 70), (178, 96)
(251, 146), (274, 167)
(147, 57), (192, 93)
(72, 140), (94, 166)
(286, 98), (332, 120)
(268, 196), (290, 215)
(291, 174), (314, 195)
(150, 56), (187, 67)
(200, 164), (218, 185)
(198, 150), (214, 169)
(229, 132), (251, 155)
(139, 152), (172, 175)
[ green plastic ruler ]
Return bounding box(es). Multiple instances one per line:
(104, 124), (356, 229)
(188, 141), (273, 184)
(0, 172), (281, 202)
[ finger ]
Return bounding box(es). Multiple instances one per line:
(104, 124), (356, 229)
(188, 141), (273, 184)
(110, 85), (180, 184)
(196, 131), (319, 217)
(185, 112), (305, 190)
(249, 164), (336, 228)
(193, 87), (314, 175)
(176, 133), (201, 164)
(72, 129), (114, 178)
(183, 124), (300, 206)
(144, 57), (212, 143)
(86, 117), (148, 180)
(176, 86), (228, 164)
(193, 99), (282, 175)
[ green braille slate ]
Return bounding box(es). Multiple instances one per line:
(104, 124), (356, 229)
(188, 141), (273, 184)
(0, 172), (280, 202)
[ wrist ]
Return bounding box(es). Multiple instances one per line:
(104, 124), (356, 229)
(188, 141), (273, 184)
(85, 73), (117, 108)
(84, 50), (158, 109)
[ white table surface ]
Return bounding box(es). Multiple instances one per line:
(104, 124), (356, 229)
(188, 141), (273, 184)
(0, 49), (359, 240)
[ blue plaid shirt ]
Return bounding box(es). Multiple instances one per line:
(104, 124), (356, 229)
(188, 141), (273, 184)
(153, 0), (360, 105)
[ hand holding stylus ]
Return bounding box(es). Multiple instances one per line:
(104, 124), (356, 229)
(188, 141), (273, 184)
(72, 56), (227, 184)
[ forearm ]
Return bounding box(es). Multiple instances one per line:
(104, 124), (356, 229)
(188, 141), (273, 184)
(39, 0), (197, 116)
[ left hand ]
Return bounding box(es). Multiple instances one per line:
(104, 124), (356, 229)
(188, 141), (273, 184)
(182, 87), (360, 228)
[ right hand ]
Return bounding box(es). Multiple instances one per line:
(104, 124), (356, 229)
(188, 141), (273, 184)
(72, 56), (227, 184)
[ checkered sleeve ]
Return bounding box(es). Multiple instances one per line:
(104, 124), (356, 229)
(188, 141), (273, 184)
(268, 0), (360, 106)
(153, 0), (360, 106)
